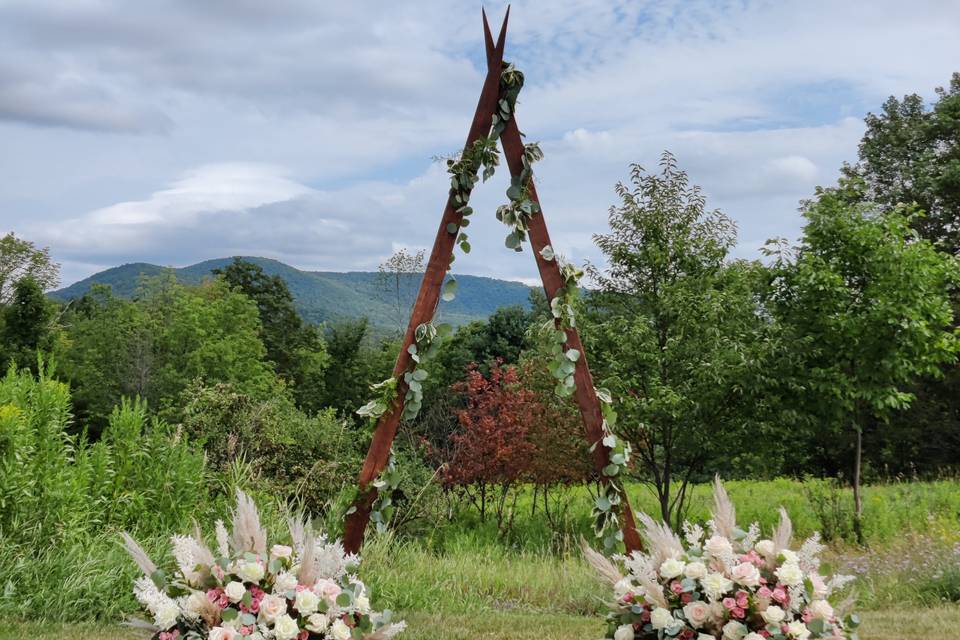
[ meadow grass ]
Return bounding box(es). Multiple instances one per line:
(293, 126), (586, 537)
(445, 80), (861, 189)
(427, 478), (960, 552)
(2, 478), (959, 631)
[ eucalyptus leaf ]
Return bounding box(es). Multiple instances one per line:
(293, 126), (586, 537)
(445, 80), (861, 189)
(442, 278), (457, 302)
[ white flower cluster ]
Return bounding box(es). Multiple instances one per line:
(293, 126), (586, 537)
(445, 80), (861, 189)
(599, 479), (859, 640)
(123, 490), (405, 640)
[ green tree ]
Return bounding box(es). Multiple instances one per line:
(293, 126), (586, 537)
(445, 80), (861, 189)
(768, 179), (959, 542)
(0, 278), (56, 370)
(843, 72), (960, 252)
(0, 233), (60, 304)
(586, 153), (775, 529)
(321, 318), (397, 417)
(57, 275), (279, 429)
(213, 258), (329, 411)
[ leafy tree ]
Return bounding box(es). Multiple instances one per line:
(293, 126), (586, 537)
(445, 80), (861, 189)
(767, 179), (959, 542)
(375, 248), (425, 333)
(838, 73), (960, 477)
(0, 277), (56, 370)
(516, 349), (593, 526)
(0, 233), (60, 304)
(842, 72), (960, 253)
(213, 258), (329, 411)
(443, 363), (536, 530)
(57, 275), (279, 430)
(321, 318), (397, 417)
(586, 152), (774, 529)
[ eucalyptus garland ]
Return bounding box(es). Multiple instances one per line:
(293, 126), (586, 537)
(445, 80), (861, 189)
(590, 388), (633, 551)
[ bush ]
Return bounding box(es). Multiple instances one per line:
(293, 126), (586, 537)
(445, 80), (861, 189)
(178, 381), (362, 516)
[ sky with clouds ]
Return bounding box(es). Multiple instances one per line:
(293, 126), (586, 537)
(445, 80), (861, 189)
(2, 0), (959, 288)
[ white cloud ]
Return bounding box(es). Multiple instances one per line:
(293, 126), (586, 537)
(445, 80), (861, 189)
(1, 0), (959, 288)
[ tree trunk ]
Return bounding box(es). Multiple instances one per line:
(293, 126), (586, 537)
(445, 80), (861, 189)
(852, 424), (864, 545)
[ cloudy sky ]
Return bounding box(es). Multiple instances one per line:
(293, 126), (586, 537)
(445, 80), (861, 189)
(2, 0), (959, 287)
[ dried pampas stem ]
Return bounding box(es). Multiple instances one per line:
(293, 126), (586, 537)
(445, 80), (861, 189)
(298, 528), (317, 586)
(711, 475), (737, 539)
(580, 537), (623, 585)
(772, 507), (793, 553)
(637, 512), (683, 568)
(120, 532), (157, 577)
(231, 489), (267, 555)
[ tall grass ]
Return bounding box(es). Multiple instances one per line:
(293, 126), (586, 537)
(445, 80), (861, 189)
(0, 365), (211, 620)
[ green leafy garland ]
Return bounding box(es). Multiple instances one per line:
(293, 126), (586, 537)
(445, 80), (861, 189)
(352, 61), (630, 551)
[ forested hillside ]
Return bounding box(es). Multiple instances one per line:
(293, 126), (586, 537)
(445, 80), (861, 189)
(50, 256), (532, 328)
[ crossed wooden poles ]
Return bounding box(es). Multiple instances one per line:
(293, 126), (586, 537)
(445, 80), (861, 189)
(343, 8), (642, 555)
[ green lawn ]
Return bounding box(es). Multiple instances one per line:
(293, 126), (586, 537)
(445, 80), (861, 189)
(3, 608), (959, 640)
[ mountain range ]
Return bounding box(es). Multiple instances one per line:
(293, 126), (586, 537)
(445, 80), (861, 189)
(50, 257), (533, 329)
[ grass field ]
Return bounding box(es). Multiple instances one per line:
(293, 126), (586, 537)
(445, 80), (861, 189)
(3, 479), (958, 637)
(3, 607), (960, 640)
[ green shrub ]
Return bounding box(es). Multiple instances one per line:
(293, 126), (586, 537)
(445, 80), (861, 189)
(178, 381), (361, 516)
(0, 364), (209, 620)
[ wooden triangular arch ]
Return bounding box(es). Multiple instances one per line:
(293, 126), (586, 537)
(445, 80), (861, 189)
(343, 8), (641, 554)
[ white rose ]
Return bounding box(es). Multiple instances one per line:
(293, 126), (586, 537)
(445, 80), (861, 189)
(355, 593), (371, 614)
(705, 535), (733, 558)
(684, 561), (707, 580)
(699, 636), (715, 640)
(237, 561), (265, 584)
(787, 621), (811, 639)
(779, 549), (799, 564)
(683, 601), (711, 628)
(775, 562), (803, 586)
(702, 572), (734, 600)
(258, 594), (287, 623)
(614, 577), (635, 600)
(808, 599), (834, 620)
(330, 618), (352, 640)
(722, 620), (747, 640)
(650, 607), (673, 630)
(208, 626), (238, 640)
(295, 589), (321, 614)
(275, 571), (298, 593)
(755, 540), (775, 557)
(305, 613), (330, 632)
(745, 634), (766, 640)
(660, 557), (686, 579)
(761, 605), (786, 624)
(273, 614), (299, 640)
(731, 562), (761, 587)
(613, 624), (634, 640)
(224, 581), (246, 603)
(154, 600), (179, 629)
(270, 544), (293, 560)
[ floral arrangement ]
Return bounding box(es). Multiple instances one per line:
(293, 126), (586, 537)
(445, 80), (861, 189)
(122, 490), (404, 640)
(586, 479), (861, 640)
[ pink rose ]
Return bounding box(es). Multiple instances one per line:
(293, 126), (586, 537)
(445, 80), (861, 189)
(722, 597), (736, 609)
(314, 578), (342, 602)
(731, 562), (761, 587)
(682, 601), (711, 628)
